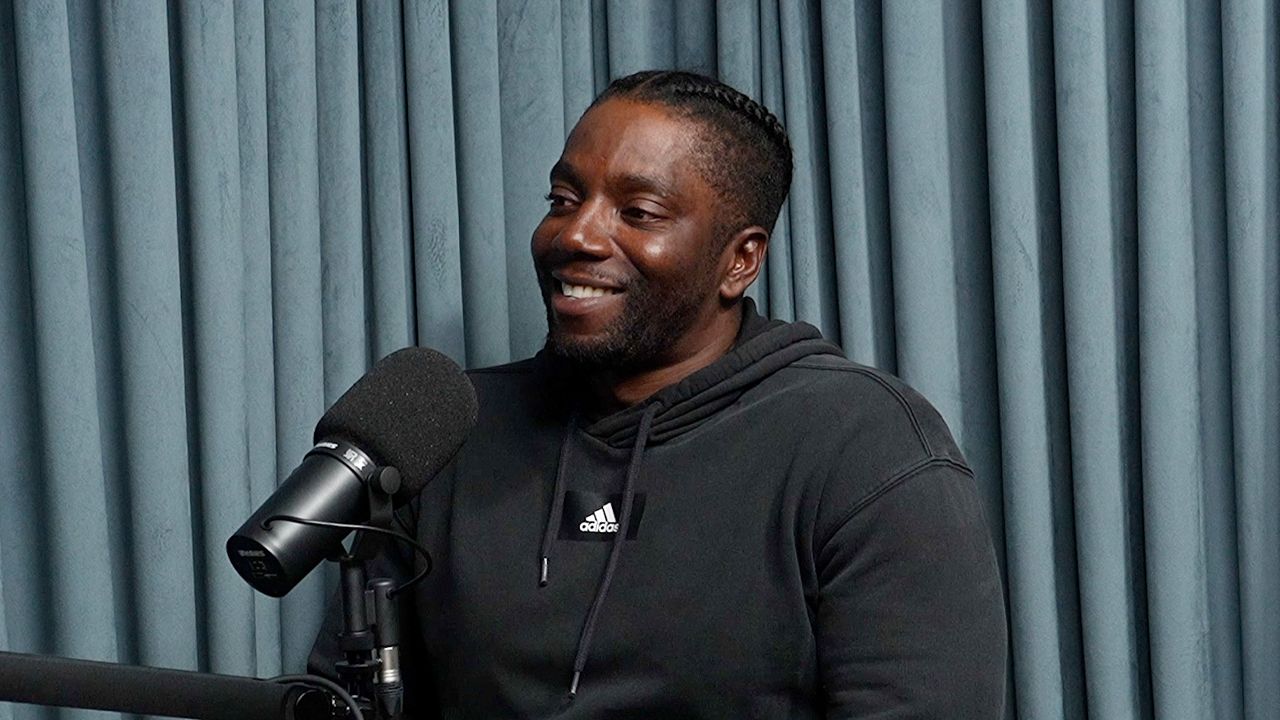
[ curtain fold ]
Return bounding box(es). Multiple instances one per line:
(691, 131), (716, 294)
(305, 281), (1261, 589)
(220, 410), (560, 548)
(819, 1), (894, 371)
(9, 0), (119, 674)
(403, 0), (466, 363)
(983, 2), (1083, 717)
(496, 0), (565, 359)
(355, 0), (405, 364)
(450, 1), (510, 367)
(1, 2), (1277, 719)
(102, 0), (200, 672)
(316, 0), (369, 398)
(175, 0), (252, 677)
(1223, 2), (1280, 718)
(1053, 2), (1151, 717)
(1135, 1), (1242, 716)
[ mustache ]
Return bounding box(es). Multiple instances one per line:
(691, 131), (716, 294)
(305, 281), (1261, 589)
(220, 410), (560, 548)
(536, 266), (632, 289)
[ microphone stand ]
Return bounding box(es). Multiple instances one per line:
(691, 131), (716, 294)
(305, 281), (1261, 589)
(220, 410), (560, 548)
(329, 467), (405, 720)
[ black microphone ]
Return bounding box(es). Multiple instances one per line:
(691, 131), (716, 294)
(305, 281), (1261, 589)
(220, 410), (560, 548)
(227, 347), (477, 597)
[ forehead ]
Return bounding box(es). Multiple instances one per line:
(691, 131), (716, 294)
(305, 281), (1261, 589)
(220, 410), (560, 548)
(555, 99), (706, 192)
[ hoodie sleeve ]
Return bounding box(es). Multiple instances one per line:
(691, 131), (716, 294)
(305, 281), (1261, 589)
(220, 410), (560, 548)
(814, 459), (1007, 718)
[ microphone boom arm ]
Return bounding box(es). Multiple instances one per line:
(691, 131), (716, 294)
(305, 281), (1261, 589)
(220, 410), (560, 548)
(0, 650), (337, 720)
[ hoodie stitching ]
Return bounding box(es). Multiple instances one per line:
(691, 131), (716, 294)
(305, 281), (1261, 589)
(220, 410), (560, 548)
(816, 456), (975, 553)
(789, 361), (933, 456)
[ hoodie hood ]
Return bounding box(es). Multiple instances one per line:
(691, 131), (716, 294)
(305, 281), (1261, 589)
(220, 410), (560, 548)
(543, 298), (845, 448)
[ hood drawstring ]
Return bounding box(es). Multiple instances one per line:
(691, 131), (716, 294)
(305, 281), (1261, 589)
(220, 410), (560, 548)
(567, 403), (659, 699)
(538, 416), (578, 586)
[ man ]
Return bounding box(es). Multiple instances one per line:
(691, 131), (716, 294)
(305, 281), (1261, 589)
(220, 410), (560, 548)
(311, 70), (1007, 718)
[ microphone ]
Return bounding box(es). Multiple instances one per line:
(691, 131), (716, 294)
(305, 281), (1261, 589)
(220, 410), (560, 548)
(226, 347), (477, 598)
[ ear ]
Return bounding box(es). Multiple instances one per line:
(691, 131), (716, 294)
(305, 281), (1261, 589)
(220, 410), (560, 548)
(718, 226), (770, 302)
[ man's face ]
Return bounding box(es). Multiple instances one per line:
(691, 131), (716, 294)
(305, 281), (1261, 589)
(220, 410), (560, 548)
(531, 98), (728, 370)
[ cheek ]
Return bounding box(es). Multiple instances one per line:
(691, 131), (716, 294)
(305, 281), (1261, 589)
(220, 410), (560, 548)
(627, 229), (707, 277)
(633, 240), (677, 268)
(530, 218), (559, 257)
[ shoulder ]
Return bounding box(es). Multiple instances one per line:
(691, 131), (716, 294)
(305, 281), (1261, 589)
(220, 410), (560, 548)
(773, 354), (968, 471)
(765, 355), (975, 542)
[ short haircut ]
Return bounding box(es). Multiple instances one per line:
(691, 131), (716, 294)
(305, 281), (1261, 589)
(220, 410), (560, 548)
(592, 70), (793, 238)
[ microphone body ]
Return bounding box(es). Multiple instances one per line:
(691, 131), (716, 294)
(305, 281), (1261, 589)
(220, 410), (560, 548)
(227, 440), (376, 597)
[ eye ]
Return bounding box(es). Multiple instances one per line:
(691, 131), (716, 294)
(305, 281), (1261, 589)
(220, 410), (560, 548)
(545, 191), (577, 214)
(621, 204), (665, 224)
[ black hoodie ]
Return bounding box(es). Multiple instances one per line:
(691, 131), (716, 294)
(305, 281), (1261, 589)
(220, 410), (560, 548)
(309, 301), (1008, 718)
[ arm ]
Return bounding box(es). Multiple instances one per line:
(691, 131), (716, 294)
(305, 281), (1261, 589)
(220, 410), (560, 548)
(817, 460), (1007, 718)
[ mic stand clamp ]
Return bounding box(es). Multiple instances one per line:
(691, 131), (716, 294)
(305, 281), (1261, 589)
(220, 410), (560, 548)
(330, 466), (405, 720)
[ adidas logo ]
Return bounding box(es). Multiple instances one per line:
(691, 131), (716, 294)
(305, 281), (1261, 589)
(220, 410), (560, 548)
(579, 502), (620, 533)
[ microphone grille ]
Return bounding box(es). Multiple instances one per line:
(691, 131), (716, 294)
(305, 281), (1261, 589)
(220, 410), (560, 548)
(314, 347), (478, 501)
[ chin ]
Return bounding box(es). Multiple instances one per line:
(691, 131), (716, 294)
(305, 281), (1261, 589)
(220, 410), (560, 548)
(547, 330), (611, 361)
(545, 328), (633, 369)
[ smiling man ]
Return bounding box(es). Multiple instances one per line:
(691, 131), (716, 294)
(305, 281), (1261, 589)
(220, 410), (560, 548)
(311, 70), (1007, 719)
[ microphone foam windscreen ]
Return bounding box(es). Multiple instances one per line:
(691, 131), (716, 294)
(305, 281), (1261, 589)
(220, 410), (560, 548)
(315, 346), (478, 501)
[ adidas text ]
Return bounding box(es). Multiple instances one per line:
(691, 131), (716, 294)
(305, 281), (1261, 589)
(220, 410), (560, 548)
(580, 520), (620, 533)
(580, 502), (620, 533)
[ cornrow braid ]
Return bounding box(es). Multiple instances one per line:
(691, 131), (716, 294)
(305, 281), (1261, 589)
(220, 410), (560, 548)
(592, 70), (793, 236)
(666, 79), (792, 156)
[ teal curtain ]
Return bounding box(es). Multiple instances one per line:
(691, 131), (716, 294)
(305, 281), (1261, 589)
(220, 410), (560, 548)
(1, 1), (1277, 719)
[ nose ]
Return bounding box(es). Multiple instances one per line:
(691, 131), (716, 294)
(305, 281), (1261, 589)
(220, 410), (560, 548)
(552, 200), (612, 259)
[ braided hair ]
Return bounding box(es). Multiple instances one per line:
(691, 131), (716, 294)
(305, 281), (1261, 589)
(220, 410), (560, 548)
(592, 70), (793, 238)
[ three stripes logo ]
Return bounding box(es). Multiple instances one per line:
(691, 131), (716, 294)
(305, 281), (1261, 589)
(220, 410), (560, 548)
(559, 491), (646, 541)
(580, 503), (620, 534)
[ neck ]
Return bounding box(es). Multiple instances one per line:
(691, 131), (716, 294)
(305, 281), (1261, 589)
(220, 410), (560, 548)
(586, 305), (741, 413)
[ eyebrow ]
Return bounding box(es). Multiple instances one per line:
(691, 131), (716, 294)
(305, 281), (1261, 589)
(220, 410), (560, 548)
(549, 160), (584, 188)
(549, 161), (678, 201)
(614, 172), (677, 200)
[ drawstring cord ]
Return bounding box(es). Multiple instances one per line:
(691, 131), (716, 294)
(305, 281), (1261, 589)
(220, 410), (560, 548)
(567, 403), (659, 698)
(538, 416), (578, 586)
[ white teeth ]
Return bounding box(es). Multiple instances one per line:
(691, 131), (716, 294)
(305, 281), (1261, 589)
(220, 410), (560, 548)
(560, 282), (618, 299)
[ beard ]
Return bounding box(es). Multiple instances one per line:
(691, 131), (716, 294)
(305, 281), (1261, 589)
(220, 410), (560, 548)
(542, 265), (718, 373)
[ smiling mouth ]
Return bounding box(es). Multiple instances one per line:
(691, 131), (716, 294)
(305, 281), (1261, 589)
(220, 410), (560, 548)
(558, 281), (621, 299)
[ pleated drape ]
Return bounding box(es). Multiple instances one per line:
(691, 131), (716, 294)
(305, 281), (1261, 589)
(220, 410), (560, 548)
(1, 2), (1277, 719)
(1224, 3), (1280, 718)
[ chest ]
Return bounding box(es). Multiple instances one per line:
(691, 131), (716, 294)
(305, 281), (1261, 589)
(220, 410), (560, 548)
(415, 427), (826, 713)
